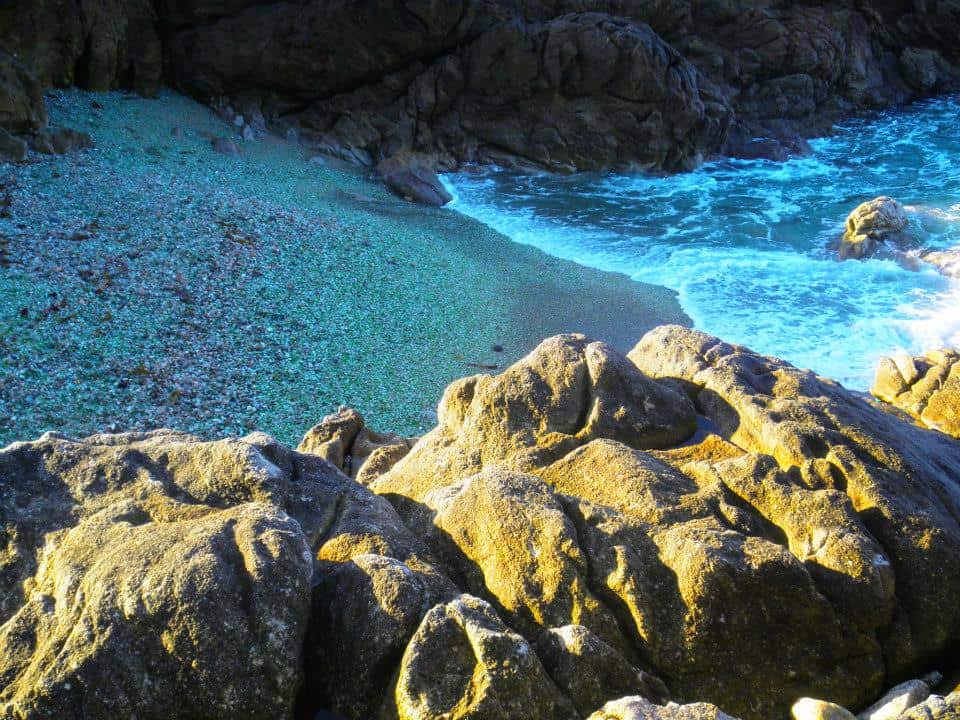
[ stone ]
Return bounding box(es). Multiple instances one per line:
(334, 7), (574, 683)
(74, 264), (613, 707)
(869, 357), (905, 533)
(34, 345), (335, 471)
(391, 594), (578, 720)
(922, 248), (960, 278)
(0, 127), (27, 163)
(839, 197), (911, 260)
(871, 350), (960, 438)
(858, 676), (939, 720)
(298, 406), (415, 483)
(900, 693), (960, 720)
(381, 163), (452, 207)
(900, 48), (944, 93)
(792, 698), (857, 720)
(29, 127), (94, 154)
(535, 625), (669, 716)
(588, 696), (737, 719)
(212, 137), (241, 156)
(0, 51), (46, 133)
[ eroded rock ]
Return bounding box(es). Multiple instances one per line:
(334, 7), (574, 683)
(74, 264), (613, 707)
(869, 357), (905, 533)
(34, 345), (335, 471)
(872, 349), (960, 438)
(839, 197), (911, 260)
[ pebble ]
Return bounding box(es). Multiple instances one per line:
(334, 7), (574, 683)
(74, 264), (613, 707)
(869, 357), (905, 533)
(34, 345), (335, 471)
(792, 698), (856, 720)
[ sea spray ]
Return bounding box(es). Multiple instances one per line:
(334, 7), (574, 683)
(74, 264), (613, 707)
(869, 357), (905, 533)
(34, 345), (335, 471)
(443, 96), (960, 389)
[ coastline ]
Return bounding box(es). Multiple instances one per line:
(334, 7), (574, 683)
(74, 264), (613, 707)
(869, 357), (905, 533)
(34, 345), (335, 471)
(0, 89), (688, 446)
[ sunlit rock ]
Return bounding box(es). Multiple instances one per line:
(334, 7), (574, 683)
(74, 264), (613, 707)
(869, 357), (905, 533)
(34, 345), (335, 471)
(872, 349), (960, 438)
(791, 698), (856, 720)
(858, 674), (940, 720)
(839, 197), (910, 260)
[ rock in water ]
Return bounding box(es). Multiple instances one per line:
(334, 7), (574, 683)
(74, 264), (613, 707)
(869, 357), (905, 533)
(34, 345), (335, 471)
(839, 197), (910, 260)
(792, 698), (857, 720)
(922, 248), (960, 278)
(872, 349), (960, 438)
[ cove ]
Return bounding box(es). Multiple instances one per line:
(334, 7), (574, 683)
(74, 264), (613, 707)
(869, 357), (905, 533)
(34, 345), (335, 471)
(443, 96), (960, 390)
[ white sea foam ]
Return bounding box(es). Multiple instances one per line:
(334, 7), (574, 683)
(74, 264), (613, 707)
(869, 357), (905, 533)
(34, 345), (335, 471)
(442, 96), (960, 389)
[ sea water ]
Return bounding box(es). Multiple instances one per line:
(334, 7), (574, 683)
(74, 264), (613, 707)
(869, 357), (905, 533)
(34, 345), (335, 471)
(443, 96), (960, 390)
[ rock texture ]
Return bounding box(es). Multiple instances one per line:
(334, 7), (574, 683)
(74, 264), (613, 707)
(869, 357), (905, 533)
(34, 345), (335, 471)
(872, 349), (960, 439)
(839, 197), (911, 260)
(1, 1), (959, 180)
(3, 326), (960, 719)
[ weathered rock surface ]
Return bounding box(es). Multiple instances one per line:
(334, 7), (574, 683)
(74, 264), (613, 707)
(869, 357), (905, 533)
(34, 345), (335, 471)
(1, 1), (959, 187)
(298, 406), (416, 485)
(0, 51), (46, 134)
(872, 349), (960, 439)
(858, 674), (939, 720)
(3, 326), (960, 719)
(899, 693), (960, 720)
(839, 197), (911, 260)
(0, 127), (27, 163)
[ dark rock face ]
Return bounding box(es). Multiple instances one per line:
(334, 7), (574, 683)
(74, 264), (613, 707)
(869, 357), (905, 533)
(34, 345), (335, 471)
(0, 51), (46, 134)
(1, 1), (959, 179)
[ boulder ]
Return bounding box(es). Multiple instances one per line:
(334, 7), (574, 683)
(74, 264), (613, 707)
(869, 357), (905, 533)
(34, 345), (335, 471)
(922, 248), (960, 278)
(381, 163), (452, 207)
(0, 51), (46, 133)
(588, 696), (737, 719)
(900, 693), (960, 720)
(0, 127), (27, 163)
(792, 698), (857, 720)
(29, 127), (94, 154)
(390, 594), (578, 720)
(839, 197), (911, 260)
(298, 406), (415, 483)
(535, 625), (669, 716)
(872, 350), (960, 439)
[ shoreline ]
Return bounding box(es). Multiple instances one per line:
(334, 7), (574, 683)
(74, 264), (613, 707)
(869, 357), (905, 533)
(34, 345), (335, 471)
(0, 88), (688, 447)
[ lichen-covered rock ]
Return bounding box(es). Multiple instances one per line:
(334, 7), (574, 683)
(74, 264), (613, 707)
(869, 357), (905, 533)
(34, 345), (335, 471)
(299, 406), (415, 484)
(0, 429), (441, 720)
(630, 326), (960, 684)
(0, 501), (311, 719)
(899, 692), (960, 720)
(872, 349), (960, 438)
(839, 197), (910, 260)
(390, 594), (578, 720)
(588, 696), (736, 719)
(535, 625), (669, 716)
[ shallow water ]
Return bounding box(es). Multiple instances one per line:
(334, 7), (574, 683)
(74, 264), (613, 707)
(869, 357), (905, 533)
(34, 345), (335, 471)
(444, 96), (960, 390)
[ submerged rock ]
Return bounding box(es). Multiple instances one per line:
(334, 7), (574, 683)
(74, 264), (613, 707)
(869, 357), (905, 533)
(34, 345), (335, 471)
(839, 197), (910, 260)
(922, 248), (960, 278)
(872, 349), (960, 438)
(3, 327), (960, 719)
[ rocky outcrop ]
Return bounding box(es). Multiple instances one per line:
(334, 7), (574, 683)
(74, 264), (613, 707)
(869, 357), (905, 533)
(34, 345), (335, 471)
(872, 349), (960, 439)
(2, 326), (960, 719)
(1, 1), (960, 184)
(839, 197), (911, 260)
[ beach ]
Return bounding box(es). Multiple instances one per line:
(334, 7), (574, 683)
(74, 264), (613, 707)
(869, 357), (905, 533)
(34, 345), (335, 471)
(0, 89), (688, 446)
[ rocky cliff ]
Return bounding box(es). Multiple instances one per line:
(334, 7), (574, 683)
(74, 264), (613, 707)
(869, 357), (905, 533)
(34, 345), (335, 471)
(1, 1), (959, 177)
(2, 325), (959, 720)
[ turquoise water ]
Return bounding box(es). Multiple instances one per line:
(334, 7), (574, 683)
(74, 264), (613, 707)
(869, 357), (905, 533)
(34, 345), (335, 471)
(444, 97), (960, 390)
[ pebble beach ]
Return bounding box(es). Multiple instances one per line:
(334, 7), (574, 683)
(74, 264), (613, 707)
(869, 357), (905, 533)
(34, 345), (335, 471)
(0, 89), (688, 446)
